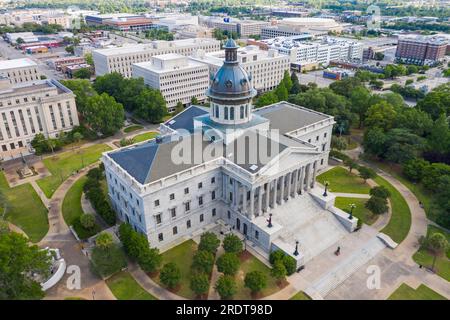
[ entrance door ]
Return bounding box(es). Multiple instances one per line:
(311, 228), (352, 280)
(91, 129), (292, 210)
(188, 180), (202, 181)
(236, 218), (240, 231)
(243, 223), (247, 236)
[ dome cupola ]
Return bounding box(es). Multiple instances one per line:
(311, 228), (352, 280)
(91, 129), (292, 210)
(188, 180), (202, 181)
(206, 38), (257, 125)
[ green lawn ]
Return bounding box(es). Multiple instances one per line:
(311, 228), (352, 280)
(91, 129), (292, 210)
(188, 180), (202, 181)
(388, 283), (446, 300)
(290, 291), (311, 300)
(123, 125), (143, 133)
(37, 144), (111, 198)
(152, 240), (200, 299)
(413, 225), (450, 281)
(335, 197), (378, 225)
(0, 173), (48, 242)
(106, 271), (157, 300)
(133, 131), (159, 143)
(375, 175), (411, 244)
(233, 252), (281, 300)
(317, 166), (371, 194)
(62, 176), (99, 239)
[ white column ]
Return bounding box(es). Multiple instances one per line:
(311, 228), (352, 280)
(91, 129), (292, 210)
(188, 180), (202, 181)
(306, 164), (312, 191)
(280, 174), (285, 204)
(272, 179), (277, 209)
(249, 188), (255, 217)
(293, 168), (299, 198)
(265, 183), (270, 212)
(258, 185), (263, 216)
(311, 161), (318, 188)
(299, 166), (305, 194)
(242, 185), (247, 214)
(286, 172), (292, 200)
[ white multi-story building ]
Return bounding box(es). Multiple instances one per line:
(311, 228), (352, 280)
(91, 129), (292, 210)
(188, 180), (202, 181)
(102, 39), (374, 271)
(132, 54), (210, 112)
(0, 78), (79, 160)
(261, 18), (344, 39)
(199, 16), (269, 37)
(268, 36), (363, 66)
(92, 38), (221, 77)
(191, 45), (291, 93)
(0, 58), (42, 84)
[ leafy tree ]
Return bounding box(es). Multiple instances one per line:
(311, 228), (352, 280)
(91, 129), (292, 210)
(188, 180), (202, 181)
(427, 114), (450, 155)
(290, 72), (301, 94)
(65, 45), (74, 54)
(271, 260), (287, 282)
(95, 232), (113, 249)
(90, 244), (127, 279)
(223, 234), (243, 254)
(216, 252), (240, 276)
(358, 166), (376, 182)
(344, 158), (358, 173)
(0, 232), (51, 299)
(275, 82), (289, 101)
(244, 271), (267, 294)
(330, 77), (362, 98)
(215, 275), (237, 299)
(60, 79), (97, 113)
(350, 86), (371, 128)
(192, 250), (215, 274)
(394, 107), (433, 136)
(190, 273), (210, 296)
(383, 129), (425, 164)
(366, 196), (388, 215)
(118, 223), (149, 260)
(138, 247), (162, 274)
(255, 91), (278, 108)
(84, 93), (124, 135)
(135, 88), (167, 123)
(73, 68), (91, 79)
(282, 70), (293, 92)
(16, 37), (24, 44)
(363, 127), (387, 157)
(80, 213), (95, 230)
(365, 101), (397, 131)
(85, 53), (94, 66)
(174, 101), (184, 115)
(331, 136), (348, 151)
(160, 262), (181, 289)
(369, 186), (390, 199)
(72, 132), (83, 143)
(425, 233), (448, 271)
(417, 83), (450, 120)
(198, 232), (220, 254)
(422, 163), (450, 192)
(269, 250), (285, 265)
(403, 158), (430, 182)
(93, 72), (125, 100)
(191, 96), (199, 105)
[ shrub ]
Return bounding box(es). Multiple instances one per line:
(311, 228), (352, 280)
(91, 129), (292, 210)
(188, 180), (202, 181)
(138, 247), (162, 274)
(198, 232), (220, 254)
(95, 232), (113, 249)
(244, 271), (267, 294)
(282, 255), (297, 276)
(331, 136), (348, 151)
(216, 252), (240, 276)
(160, 262), (181, 289)
(269, 250), (285, 265)
(80, 213), (95, 230)
(366, 196), (388, 215)
(358, 166), (377, 182)
(192, 250), (215, 274)
(271, 260), (287, 281)
(215, 275), (237, 299)
(118, 223), (150, 260)
(190, 273), (210, 296)
(403, 158), (430, 182)
(369, 186), (390, 199)
(223, 234), (243, 254)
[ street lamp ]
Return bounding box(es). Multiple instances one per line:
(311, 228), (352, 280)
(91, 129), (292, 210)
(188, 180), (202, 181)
(323, 181), (329, 197)
(349, 203), (356, 220)
(267, 213), (273, 228)
(293, 240), (299, 256)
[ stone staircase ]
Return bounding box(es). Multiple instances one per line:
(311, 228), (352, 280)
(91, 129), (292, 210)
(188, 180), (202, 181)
(272, 193), (348, 263)
(305, 237), (386, 299)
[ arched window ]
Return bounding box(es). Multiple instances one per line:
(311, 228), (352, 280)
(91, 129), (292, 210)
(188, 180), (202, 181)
(230, 107), (235, 120)
(224, 106), (229, 120)
(215, 105), (219, 118)
(240, 106), (244, 119)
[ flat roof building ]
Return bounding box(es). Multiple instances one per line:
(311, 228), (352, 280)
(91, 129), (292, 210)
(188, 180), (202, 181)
(395, 35), (448, 66)
(92, 38), (221, 77)
(0, 58), (42, 84)
(199, 16), (269, 37)
(261, 18), (344, 39)
(132, 54), (210, 111)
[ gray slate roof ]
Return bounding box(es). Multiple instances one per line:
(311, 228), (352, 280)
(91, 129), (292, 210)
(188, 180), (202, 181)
(164, 105), (209, 133)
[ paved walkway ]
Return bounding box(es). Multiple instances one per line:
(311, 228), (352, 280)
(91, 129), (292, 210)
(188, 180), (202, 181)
(333, 192), (370, 199)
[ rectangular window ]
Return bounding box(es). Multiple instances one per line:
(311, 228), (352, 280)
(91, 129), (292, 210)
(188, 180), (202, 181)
(186, 220), (191, 229)
(48, 105), (57, 130)
(211, 191), (216, 200)
(198, 182), (203, 189)
(10, 111), (20, 137)
(18, 110), (28, 135)
(173, 226), (178, 235)
(200, 214), (204, 222)
(34, 107), (43, 131)
(169, 193), (175, 200)
(199, 196), (203, 206)
(158, 233), (163, 242)
(154, 199), (160, 207)
(229, 192), (233, 202)
(170, 208), (176, 218)
(2, 113), (12, 139)
(184, 187), (189, 194)
(26, 109), (35, 134)
(212, 208), (216, 216)
(155, 214), (162, 224)
(211, 177), (215, 184)
(255, 230), (259, 239)
(227, 211), (231, 219)
(66, 102), (74, 126)
(58, 104), (66, 128)
(185, 201), (190, 212)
